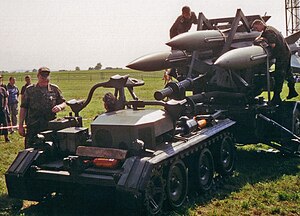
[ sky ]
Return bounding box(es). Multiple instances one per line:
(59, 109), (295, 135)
(0, 0), (286, 72)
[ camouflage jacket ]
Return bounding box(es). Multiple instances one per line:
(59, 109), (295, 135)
(0, 87), (8, 110)
(20, 83), (65, 128)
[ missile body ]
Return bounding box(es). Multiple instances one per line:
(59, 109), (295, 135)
(166, 30), (225, 52)
(126, 51), (171, 71)
(166, 30), (261, 52)
(214, 45), (269, 70)
(126, 50), (190, 71)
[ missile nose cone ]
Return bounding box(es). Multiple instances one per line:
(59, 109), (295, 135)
(214, 46), (268, 70)
(126, 51), (171, 71)
(166, 30), (224, 51)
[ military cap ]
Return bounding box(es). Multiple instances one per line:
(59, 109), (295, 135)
(38, 67), (50, 75)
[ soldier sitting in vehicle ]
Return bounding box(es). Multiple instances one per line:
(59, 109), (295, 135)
(103, 92), (119, 112)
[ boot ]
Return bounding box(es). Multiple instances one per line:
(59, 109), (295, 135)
(287, 84), (298, 99)
(5, 135), (10, 143)
(270, 93), (282, 105)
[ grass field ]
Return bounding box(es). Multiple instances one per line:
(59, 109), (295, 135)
(0, 69), (299, 215)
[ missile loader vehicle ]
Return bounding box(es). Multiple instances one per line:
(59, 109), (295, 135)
(5, 9), (300, 215)
(5, 74), (237, 215)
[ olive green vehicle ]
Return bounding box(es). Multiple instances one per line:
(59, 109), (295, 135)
(5, 10), (300, 215)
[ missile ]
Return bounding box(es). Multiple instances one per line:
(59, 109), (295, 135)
(291, 54), (300, 73)
(126, 50), (190, 71)
(126, 51), (171, 71)
(166, 30), (225, 51)
(214, 45), (268, 70)
(285, 30), (300, 44)
(166, 30), (261, 52)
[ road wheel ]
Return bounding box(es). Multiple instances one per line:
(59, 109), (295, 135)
(198, 148), (214, 191)
(215, 135), (236, 176)
(144, 169), (165, 215)
(166, 159), (188, 208)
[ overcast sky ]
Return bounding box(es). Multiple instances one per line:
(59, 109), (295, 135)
(0, 0), (286, 71)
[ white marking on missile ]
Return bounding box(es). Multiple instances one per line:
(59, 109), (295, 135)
(250, 54), (268, 61)
(204, 36), (225, 43)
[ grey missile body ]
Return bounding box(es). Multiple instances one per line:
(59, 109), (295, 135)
(126, 51), (172, 71)
(166, 30), (261, 51)
(214, 45), (269, 70)
(126, 50), (190, 71)
(166, 30), (225, 52)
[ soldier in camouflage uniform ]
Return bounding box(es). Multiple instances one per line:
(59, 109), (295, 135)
(0, 86), (10, 142)
(18, 67), (66, 148)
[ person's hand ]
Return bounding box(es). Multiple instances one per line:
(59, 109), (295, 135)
(52, 105), (62, 113)
(18, 124), (25, 137)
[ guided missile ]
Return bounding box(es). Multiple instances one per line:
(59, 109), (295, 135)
(167, 30), (225, 52)
(166, 30), (261, 51)
(214, 45), (268, 70)
(126, 50), (190, 71)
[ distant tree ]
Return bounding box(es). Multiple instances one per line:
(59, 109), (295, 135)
(95, 63), (102, 70)
(32, 69), (37, 72)
(88, 67), (94, 70)
(75, 66), (80, 71)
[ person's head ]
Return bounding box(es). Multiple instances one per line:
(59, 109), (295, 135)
(182, 6), (192, 19)
(251, 19), (266, 32)
(25, 75), (31, 84)
(9, 76), (16, 85)
(103, 92), (117, 112)
(37, 67), (50, 86)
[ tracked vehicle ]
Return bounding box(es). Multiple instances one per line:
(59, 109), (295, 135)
(5, 10), (300, 215)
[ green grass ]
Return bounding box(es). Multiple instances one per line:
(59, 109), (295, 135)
(0, 69), (299, 215)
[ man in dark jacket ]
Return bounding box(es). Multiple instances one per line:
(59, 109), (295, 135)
(170, 6), (198, 39)
(251, 19), (298, 104)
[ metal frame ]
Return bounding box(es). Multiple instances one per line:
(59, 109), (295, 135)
(285, 0), (300, 36)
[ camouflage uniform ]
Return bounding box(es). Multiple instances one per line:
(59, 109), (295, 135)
(21, 83), (65, 147)
(0, 87), (8, 136)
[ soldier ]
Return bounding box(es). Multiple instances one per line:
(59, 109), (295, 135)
(170, 6), (198, 39)
(0, 75), (12, 133)
(251, 19), (299, 104)
(20, 75), (31, 103)
(0, 86), (10, 142)
(18, 67), (66, 148)
(103, 92), (118, 112)
(7, 76), (19, 128)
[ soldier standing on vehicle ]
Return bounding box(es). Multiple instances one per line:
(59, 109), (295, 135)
(251, 19), (299, 104)
(7, 77), (19, 129)
(18, 67), (66, 148)
(170, 6), (198, 39)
